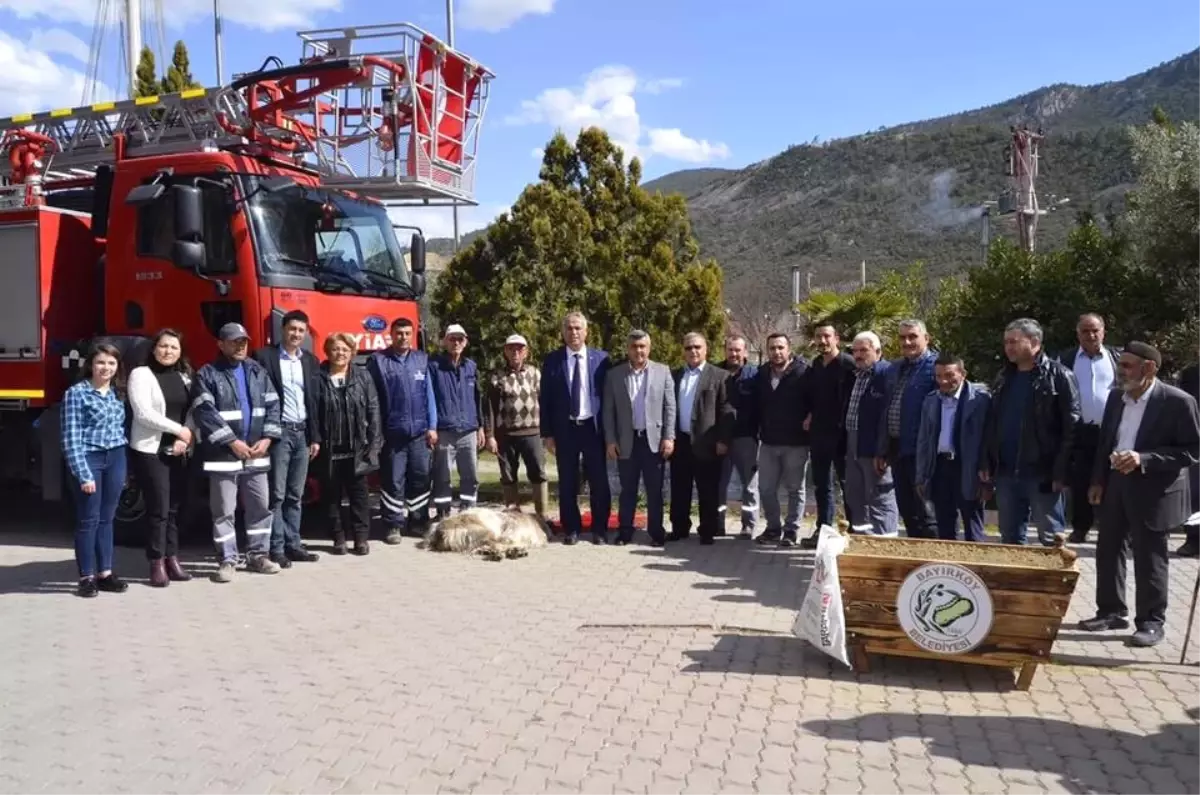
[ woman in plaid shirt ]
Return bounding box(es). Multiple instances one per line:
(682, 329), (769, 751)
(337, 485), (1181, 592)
(61, 342), (130, 598)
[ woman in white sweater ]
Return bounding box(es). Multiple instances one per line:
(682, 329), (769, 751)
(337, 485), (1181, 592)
(127, 329), (195, 587)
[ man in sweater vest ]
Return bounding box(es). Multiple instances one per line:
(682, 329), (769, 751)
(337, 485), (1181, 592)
(367, 317), (438, 544)
(429, 324), (485, 518)
(484, 333), (547, 516)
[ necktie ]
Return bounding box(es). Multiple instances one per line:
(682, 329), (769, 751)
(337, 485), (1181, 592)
(570, 353), (582, 420)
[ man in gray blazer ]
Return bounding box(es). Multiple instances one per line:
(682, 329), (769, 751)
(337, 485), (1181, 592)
(1079, 342), (1200, 648)
(604, 330), (676, 546)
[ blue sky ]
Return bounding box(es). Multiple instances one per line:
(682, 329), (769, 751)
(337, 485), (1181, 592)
(0, 0), (1196, 239)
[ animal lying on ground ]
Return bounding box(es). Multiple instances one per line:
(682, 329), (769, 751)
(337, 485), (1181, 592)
(424, 507), (550, 561)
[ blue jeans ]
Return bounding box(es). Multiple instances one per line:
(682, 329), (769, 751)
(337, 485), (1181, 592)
(995, 473), (1066, 545)
(269, 425), (310, 556)
(70, 447), (127, 578)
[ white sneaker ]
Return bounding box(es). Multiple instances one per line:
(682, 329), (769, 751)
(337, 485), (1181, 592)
(246, 555), (281, 575)
(213, 561), (235, 583)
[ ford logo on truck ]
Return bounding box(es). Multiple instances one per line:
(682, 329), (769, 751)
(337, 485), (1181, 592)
(362, 315), (388, 332)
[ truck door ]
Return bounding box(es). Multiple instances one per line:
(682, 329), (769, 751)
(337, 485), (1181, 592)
(115, 173), (262, 355)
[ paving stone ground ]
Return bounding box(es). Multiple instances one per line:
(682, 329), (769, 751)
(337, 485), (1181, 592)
(0, 508), (1197, 795)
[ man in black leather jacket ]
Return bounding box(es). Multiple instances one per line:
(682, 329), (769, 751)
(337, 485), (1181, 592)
(981, 318), (1081, 546)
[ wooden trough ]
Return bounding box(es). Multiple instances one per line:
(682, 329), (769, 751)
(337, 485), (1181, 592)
(839, 533), (1079, 690)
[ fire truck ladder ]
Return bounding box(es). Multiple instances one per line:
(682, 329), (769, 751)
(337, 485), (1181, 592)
(1, 24), (495, 208)
(0, 87), (251, 191)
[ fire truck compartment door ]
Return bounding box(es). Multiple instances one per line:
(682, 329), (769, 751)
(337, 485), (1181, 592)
(0, 223), (42, 360)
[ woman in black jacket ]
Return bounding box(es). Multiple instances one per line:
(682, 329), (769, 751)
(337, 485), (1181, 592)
(314, 333), (383, 555)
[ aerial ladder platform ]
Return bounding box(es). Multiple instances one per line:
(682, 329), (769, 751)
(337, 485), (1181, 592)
(0, 23), (494, 208)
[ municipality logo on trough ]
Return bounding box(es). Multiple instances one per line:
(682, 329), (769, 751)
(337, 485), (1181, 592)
(896, 563), (995, 654)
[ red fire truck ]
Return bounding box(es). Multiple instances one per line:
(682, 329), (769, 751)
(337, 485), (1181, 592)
(0, 23), (493, 534)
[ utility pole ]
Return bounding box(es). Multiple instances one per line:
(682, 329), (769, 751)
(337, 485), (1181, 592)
(126, 0), (142, 99)
(214, 0), (225, 85)
(447, 0), (460, 252)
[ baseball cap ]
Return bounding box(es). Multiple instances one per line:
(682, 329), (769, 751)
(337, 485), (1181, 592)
(504, 334), (528, 347)
(444, 324), (468, 338)
(218, 322), (250, 342)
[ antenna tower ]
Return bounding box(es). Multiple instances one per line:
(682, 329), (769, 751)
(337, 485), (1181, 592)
(83, 0), (167, 103)
(1001, 126), (1044, 253)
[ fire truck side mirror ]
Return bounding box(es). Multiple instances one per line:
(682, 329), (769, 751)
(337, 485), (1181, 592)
(409, 234), (426, 274)
(412, 273), (427, 298)
(172, 184), (205, 242)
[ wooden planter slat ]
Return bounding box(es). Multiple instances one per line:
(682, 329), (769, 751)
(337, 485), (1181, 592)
(840, 577), (1071, 618)
(843, 600), (1063, 641)
(839, 555), (1079, 594)
(837, 533), (1080, 691)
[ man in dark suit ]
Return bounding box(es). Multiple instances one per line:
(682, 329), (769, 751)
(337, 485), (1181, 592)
(252, 309), (322, 567)
(539, 311), (612, 545)
(1079, 342), (1200, 647)
(670, 332), (731, 545)
(914, 353), (990, 542)
(1177, 361), (1199, 558)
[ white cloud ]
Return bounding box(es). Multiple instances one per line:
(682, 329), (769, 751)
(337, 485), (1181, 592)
(26, 28), (89, 64)
(0, 30), (116, 116)
(457, 0), (556, 32)
(505, 65), (729, 165)
(389, 203), (510, 243)
(0, 0), (342, 32)
(645, 127), (730, 164)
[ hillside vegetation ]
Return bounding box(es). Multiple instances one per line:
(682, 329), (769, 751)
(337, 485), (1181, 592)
(427, 50), (1198, 306)
(641, 49), (1199, 304)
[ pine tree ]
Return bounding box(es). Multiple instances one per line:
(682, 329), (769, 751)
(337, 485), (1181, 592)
(134, 46), (159, 98)
(431, 127), (725, 367)
(160, 41), (202, 94)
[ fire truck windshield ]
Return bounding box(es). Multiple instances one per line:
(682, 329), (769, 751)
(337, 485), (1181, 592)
(244, 178), (412, 296)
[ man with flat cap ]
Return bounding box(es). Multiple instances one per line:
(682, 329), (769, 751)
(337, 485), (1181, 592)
(1080, 341), (1200, 647)
(190, 322), (284, 582)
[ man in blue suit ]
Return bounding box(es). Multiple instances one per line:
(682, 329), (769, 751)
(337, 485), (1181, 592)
(540, 311), (612, 544)
(915, 353), (990, 542)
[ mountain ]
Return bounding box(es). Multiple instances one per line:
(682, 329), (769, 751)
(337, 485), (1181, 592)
(641, 49), (1199, 305)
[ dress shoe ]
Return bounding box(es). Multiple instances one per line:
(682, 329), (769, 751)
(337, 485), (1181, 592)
(562, 534), (578, 546)
(649, 539), (665, 548)
(1068, 530), (1090, 544)
(667, 531), (688, 543)
(1175, 540), (1199, 558)
(286, 547), (319, 563)
(165, 557), (192, 582)
(699, 537), (715, 546)
(1129, 626), (1165, 647)
(591, 533), (609, 545)
(96, 575), (128, 593)
(1078, 614), (1130, 631)
(149, 559), (169, 588)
